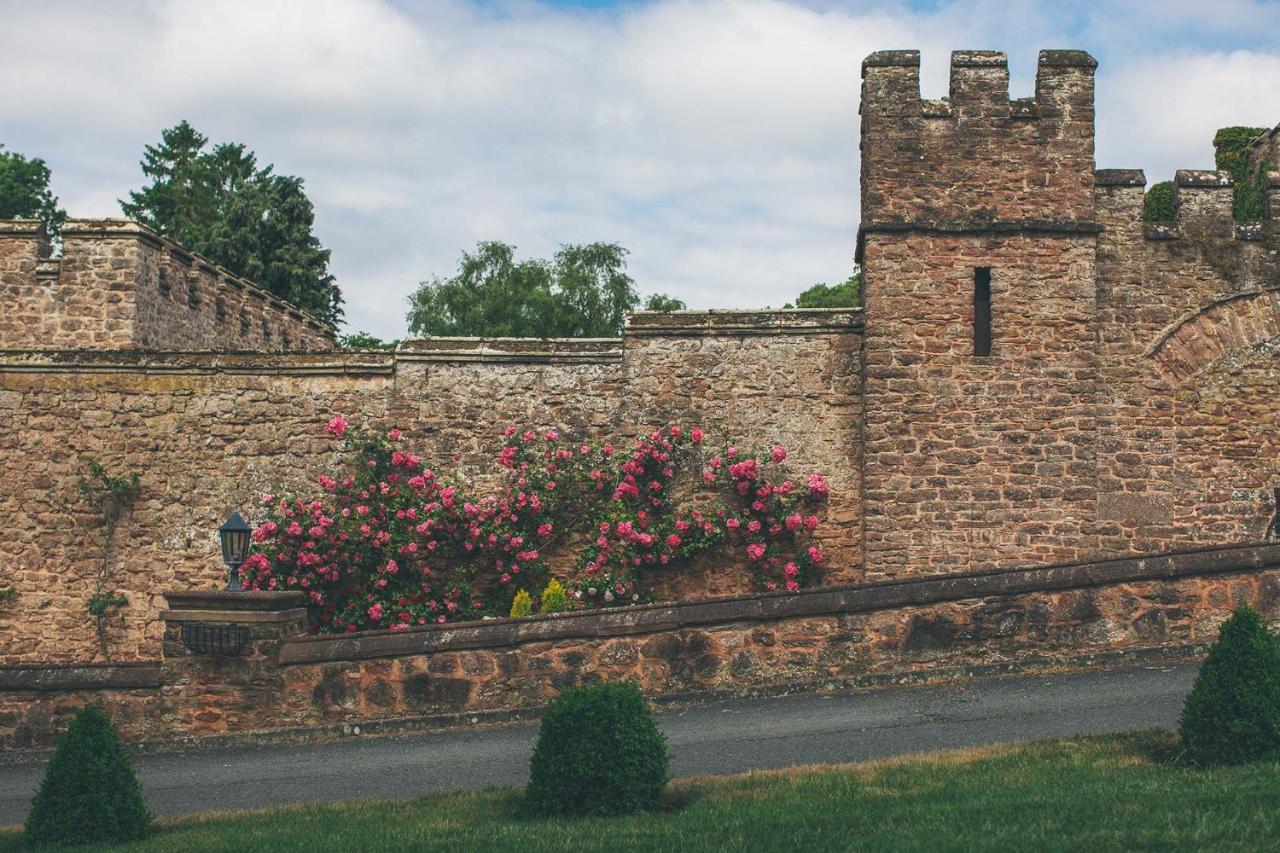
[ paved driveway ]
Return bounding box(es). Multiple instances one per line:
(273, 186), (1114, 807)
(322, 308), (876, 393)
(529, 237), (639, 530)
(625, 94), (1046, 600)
(0, 662), (1198, 826)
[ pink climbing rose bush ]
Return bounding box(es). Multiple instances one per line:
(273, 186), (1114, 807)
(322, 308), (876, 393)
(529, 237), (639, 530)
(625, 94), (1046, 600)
(242, 418), (829, 632)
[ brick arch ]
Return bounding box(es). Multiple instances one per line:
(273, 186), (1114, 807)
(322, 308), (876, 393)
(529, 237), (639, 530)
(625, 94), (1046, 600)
(1146, 288), (1280, 383)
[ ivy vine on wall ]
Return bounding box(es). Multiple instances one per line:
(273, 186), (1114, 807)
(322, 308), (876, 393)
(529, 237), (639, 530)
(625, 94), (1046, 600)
(75, 459), (142, 658)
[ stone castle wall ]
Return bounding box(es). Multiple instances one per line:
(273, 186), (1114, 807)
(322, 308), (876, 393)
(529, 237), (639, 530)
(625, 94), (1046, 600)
(2, 544), (1276, 748)
(0, 314), (863, 664)
(858, 49), (1280, 577)
(0, 220), (333, 352)
(2, 46), (1280, 685)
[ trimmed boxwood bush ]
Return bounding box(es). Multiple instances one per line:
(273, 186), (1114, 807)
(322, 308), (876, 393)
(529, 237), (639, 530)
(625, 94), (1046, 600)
(25, 705), (150, 846)
(526, 681), (668, 817)
(1180, 606), (1280, 766)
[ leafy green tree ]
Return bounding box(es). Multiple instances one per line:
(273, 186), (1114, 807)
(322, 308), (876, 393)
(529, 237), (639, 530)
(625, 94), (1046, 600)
(785, 270), (861, 308)
(0, 145), (66, 240)
(643, 293), (687, 311)
(407, 241), (684, 338)
(121, 121), (341, 325)
(338, 331), (398, 350)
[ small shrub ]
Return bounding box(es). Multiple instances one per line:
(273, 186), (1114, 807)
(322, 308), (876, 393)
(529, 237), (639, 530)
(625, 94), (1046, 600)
(540, 579), (568, 614)
(25, 705), (150, 846)
(526, 681), (668, 817)
(509, 589), (533, 618)
(1180, 606), (1280, 766)
(1143, 181), (1176, 222)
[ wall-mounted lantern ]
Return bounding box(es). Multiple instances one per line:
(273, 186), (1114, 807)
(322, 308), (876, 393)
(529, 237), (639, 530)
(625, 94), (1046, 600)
(218, 510), (252, 591)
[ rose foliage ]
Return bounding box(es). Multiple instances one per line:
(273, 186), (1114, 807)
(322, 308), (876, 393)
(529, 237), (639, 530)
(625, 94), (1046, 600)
(242, 416), (829, 633)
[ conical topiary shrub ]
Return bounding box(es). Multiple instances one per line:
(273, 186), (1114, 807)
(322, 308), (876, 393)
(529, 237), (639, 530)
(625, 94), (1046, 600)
(1180, 605), (1280, 766)
(25, 705), (150, 846)
(526, 681), (668, 817)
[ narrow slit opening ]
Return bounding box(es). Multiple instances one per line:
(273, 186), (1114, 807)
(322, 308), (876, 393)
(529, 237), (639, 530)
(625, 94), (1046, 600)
(974, 268), (992, 357)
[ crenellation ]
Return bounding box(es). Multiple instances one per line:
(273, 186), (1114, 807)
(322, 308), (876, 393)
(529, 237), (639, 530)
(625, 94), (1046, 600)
(949, 50), (1009, 117)
(0, 218), (333, 352)
(859, 50), (921, 118)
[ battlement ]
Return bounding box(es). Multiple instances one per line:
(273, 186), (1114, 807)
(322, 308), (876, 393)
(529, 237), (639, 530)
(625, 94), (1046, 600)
(1093, 168), (1278, 243)
(860, 49), (1096, 227)
(861, 49), (1095, 125)
(0, 218), (334, 352)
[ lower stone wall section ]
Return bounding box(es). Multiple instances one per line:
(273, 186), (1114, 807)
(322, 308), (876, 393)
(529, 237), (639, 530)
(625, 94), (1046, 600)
(2, 544), (1277, 749)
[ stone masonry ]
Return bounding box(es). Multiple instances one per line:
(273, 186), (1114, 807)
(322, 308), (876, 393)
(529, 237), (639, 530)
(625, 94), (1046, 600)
(0, 47), (1279, 677)
(0, 219), (333, 352)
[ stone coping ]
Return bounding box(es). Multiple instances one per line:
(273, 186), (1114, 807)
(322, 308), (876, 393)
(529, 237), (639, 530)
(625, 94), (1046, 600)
(396, 337), (622, 364)
(0, 662), (161, 692)
(862, 50), (920, 70)
(159, 608), (309, 624)
(162, 590), (306, 611)
(1095, 169), (1146, 187)
(1175, 170), (1233, 188)
(0, 350), (395, 376)
(278, 542), (1280, 666)
(952, 50), (1007, 68)
(625, 308), (862, 336)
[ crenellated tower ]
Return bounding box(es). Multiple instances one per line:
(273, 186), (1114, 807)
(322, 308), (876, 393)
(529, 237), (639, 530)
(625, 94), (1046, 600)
(857, 50), (1103, 577)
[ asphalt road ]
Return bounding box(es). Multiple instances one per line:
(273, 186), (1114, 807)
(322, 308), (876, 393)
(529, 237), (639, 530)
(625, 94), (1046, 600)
(0, 662), (1198, 826)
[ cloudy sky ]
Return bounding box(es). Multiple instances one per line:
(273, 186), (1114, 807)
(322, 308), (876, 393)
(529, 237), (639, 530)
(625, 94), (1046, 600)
(3, 0), (1278, 337)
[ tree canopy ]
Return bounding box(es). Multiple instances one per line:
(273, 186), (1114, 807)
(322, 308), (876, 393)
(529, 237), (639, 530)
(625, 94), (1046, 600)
(0, 145), (65, 239)
(407, 241), (683, 338)
(784, 270), (861, 308)
(120, 121), (341, 326)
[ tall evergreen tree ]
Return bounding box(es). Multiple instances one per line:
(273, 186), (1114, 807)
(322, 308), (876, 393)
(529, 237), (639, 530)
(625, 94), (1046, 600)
(120, 122), (341, 325)
(0, 144), (66, 240)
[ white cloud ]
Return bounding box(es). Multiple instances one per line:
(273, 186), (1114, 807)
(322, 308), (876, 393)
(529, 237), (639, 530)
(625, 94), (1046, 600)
(0, 0), (1276, 337)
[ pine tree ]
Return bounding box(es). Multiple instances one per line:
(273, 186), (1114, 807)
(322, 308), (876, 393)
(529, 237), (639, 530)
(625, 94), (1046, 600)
(120, 122), (342, 326)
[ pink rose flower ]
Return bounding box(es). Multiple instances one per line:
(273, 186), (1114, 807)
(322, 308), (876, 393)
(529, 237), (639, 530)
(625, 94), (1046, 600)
(326, 414), (348, 437)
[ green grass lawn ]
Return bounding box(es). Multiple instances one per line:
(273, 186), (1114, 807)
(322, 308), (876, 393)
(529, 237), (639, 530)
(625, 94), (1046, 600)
(4, 731), (1278, 852)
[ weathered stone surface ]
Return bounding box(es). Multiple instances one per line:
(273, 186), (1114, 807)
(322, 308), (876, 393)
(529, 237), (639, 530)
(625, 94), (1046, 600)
(0, 309), (861, 665)
(3, 546), (1278, 749)
(0, 220), (332, 352)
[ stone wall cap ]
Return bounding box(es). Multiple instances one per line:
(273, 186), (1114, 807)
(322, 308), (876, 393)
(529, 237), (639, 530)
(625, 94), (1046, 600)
(160, 607), (309, 623)
(0, 662), (161, 693)
(1039, 49), (1097, 68)
(162, 590), (306, 612)
(952, 50), (1007, 68)
(625, 308), (863, 336)
(0, 350), (393, 376)
(0, 219), (46, 237)
(862, 50), (920, 71)
(278, 541), (1280, 666)
(61, 218), (155, 238)
(1095, 169), (1146, 187)
(1175, 169), (1233, 188)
